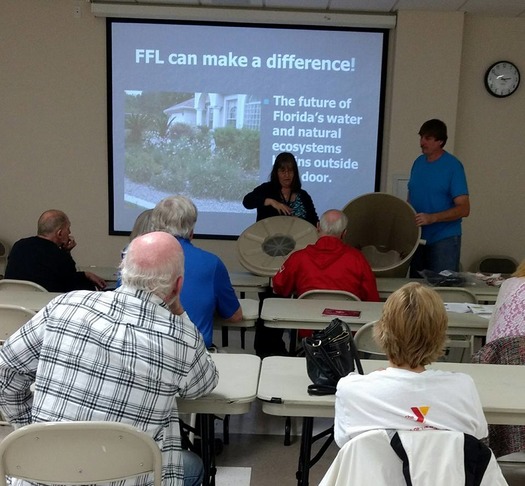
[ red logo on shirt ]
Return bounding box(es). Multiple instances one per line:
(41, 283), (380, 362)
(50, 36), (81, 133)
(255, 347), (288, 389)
(411, 406), (430, 423)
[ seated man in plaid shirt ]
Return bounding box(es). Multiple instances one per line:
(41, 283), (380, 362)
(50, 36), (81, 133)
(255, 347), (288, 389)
(0, 231), (218, 486)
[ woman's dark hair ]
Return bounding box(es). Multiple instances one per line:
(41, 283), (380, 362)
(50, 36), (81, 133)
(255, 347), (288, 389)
(269, 152), (302, 192)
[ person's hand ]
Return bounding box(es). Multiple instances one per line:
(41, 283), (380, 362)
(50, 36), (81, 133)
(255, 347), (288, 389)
(265, 198), (292, 216)
(85, 271), (107, 290)
(62, 236), (77, 251)
(415, 213), (436, 226)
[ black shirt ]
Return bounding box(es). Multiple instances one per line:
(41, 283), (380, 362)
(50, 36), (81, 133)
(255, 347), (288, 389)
(5, 236), (95, 292)
(242, 182), (319, 226)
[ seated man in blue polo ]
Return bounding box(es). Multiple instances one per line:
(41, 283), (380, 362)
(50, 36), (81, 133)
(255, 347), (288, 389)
(151, 195), (242, 348)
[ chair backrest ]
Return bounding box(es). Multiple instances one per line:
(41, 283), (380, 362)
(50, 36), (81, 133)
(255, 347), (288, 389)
(432, 286), (478, 304)
(431, 287), (477, 362)
(472, 336), (525, 365)
(0, 279), (47, 292)
(478, 255), (518, 275)
(353, 321), (386, 359)
(0, 305), (36, 344)
(0, 241), (8, 259)
(472, 336), (525, 458)
(0, 241), (8, 276)
(320, 429), (507, 486)
(298, 290), (361, 301)
(0, 421), (162, 486)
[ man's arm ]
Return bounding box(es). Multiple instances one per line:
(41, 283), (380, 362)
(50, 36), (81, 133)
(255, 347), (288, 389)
(61, 237), (106, 290)
(213, 258), (243, 322)
(272, 255), (298, 297)
(225, 306), (243, 323)
(177, 326), (219, 400)
(0, 314), (44, 425)
(84, 271), (107, 290)
(414, 195), (470, 227)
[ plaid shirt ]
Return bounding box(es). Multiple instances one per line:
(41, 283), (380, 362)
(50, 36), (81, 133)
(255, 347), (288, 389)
(0, 286), (218, 486)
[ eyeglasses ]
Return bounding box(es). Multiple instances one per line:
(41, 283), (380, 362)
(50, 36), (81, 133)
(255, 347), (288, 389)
(277, 167), (294, 174)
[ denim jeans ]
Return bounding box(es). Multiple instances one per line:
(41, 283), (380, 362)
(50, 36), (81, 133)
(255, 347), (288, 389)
(182, 450), (204, 486)
(409, 235), (461, 278)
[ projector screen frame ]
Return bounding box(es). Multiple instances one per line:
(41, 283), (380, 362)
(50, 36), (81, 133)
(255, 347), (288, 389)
(106, 17), (389, 239)
(93, 4), (397, 29)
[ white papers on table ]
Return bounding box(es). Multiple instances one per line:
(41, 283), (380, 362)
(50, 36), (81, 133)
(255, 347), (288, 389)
(444, 303), (494, 318)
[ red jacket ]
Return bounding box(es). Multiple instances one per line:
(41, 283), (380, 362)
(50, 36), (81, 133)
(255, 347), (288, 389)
(272, 236), (380, 302)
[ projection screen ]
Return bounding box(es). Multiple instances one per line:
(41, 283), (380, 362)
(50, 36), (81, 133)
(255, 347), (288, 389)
(108, 19), (388, 237)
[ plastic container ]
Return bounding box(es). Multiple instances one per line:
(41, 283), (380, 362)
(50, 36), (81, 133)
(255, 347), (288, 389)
(236, 216), (318, 277)
(342, 192), (422, 278)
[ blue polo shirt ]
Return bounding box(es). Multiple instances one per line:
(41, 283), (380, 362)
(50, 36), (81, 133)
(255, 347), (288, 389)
(177, 237), (240, 348)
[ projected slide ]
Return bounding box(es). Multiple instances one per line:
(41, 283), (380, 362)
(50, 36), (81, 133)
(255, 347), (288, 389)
(108, 20), (387, 237)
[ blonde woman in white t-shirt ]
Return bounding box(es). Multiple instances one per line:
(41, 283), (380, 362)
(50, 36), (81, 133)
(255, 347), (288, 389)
(334, 282), (488, 448)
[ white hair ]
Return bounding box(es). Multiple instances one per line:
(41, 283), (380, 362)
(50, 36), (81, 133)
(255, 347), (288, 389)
(319, 210), (348, 236)
(151, 195), (197, 240)
(120, 239), (184, 299)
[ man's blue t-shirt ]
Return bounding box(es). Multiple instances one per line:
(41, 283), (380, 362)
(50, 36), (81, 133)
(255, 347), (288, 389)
(408, 151), (468, 245)
(177, 237), (240, 348)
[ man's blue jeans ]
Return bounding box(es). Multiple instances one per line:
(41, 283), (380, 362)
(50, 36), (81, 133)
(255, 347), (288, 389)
(182, 450), (204, 486)
(409, 235), (461, 278)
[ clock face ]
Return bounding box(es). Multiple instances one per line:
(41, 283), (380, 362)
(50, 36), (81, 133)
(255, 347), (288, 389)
(485, 61), (520, 98)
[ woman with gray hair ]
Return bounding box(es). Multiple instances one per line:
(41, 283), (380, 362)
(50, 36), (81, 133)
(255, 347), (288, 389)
(116, 209), (154, 287)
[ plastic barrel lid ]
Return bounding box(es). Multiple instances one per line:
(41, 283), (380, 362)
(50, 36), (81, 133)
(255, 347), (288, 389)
(237, 216), (318, 276)
(342, 192), (421, 277)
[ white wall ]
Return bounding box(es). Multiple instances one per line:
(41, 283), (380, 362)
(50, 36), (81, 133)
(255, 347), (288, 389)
(382, 10), (464, 213)
(1, 2), (524, 274)
(456, 16), (525, 269)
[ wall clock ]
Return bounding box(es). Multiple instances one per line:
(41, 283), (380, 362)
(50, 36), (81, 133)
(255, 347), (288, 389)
(484, 61), (520, 98)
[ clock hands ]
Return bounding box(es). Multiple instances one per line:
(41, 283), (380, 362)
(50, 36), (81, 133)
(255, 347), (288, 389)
(485, 61), (519, 97)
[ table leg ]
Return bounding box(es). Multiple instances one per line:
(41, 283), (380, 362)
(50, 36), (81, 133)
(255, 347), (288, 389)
(233, 291), (246, 349)
(200, 414), (217, 486)
(284, 416), (291, 446)
(295, 419), (334, 486)
(296, 417), (314, 486)
(223, 414), (230, 445)
(289, 329), (298, 356)
(221, 326), (229, 347)
(209, 416), (216, 486)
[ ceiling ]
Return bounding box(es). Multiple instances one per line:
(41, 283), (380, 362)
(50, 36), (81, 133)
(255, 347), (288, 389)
(91, 0), (525, 18)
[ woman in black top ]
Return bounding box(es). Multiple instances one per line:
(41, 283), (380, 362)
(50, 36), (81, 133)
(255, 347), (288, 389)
(243, 152), (319, 226)
(242, 152), (319, 358)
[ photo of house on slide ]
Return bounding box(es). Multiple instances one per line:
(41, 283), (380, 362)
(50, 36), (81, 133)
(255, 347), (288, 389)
(124, 91), (260, 212)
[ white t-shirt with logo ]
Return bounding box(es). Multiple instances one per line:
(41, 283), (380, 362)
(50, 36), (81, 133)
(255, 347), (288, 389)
(334, 367), (488, 448)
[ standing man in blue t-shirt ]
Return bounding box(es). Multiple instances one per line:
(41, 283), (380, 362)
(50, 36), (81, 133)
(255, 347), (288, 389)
(408, 119), (470, 277)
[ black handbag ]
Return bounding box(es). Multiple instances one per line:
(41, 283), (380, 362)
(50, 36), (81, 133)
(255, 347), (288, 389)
(303, 318), (363, 395)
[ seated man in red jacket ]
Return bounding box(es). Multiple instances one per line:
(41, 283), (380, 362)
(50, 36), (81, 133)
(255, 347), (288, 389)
(273, 209), (380, 337)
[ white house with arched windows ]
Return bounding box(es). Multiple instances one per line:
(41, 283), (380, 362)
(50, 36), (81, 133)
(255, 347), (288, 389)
(164, 93), (261, 131)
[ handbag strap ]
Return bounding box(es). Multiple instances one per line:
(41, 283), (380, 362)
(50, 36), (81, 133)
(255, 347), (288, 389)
(335, 320), (364, 376)
(349, 331), (364, 375)
(307, 384), (337, 396)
